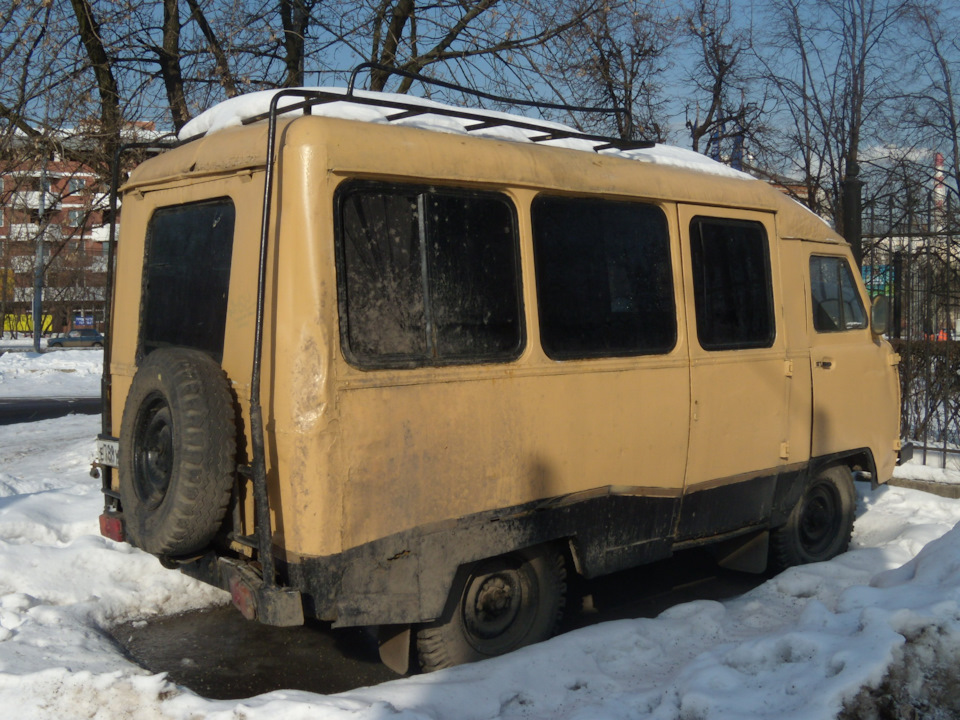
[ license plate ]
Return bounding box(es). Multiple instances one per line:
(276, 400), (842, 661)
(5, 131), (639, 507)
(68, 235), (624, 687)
(96, 437), (120, 467)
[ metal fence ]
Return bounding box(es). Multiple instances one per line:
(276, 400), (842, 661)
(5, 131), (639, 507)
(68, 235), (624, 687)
(863, 200), (960, 468)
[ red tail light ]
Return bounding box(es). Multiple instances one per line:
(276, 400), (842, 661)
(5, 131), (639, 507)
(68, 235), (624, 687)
(99, 513), (125, 542)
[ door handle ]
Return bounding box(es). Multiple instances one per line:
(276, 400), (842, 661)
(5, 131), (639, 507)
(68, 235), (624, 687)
(816, 360), (833, 370)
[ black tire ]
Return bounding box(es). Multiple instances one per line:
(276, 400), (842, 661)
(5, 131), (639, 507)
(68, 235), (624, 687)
(770, 464), (856, 571)
(93, 342), (103, 347)
(417, 545), (566, 672)
(118, 348), (236, 556)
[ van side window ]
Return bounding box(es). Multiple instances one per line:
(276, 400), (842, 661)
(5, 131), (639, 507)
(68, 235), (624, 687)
(141, 198), (236, 361)
(809, 255), (867, 332)
(531, 196), (675, 359)
(336, 181), (523, 367)
(690, 217), (774, 351)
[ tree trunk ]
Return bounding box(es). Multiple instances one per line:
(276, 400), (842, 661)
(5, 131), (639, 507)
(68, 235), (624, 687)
(159, 0), (191, 132)
(68, 0), (121, 166)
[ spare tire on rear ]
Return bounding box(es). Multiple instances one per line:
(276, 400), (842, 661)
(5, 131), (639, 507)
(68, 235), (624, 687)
(119, 348), (236, 556)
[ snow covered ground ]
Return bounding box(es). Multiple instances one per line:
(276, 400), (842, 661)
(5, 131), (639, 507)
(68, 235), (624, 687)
(1, 350), (959, 719)
(0, 342), (101, 399)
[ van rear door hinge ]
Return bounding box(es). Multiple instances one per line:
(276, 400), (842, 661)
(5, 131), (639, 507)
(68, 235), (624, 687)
(889, 353), (901, 366)
(780, 442), (790, 460)
(784, 360), (794, 377)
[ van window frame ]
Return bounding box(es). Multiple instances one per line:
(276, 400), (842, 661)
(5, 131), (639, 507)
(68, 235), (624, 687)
(333, 179), (526, 370)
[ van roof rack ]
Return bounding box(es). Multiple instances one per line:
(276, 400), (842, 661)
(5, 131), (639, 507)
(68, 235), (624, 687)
(240, 62), (654, 153)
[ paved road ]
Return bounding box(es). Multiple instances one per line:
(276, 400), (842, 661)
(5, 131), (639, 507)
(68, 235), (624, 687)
(0, 397), (101, 425)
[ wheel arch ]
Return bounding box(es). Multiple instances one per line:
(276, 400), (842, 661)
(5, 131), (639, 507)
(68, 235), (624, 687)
(809, 447), (877, 480)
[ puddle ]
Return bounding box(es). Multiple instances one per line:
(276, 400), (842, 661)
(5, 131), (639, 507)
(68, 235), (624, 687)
(112, 606), (396, 699)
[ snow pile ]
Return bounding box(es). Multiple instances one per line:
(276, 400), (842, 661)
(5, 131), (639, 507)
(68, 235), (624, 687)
(0, 414), (228, 718)
(0, 351), (959, 718)
(178, 87), (753, 180)
(0, 349), (101, 398)
(896, 453), (960, 483)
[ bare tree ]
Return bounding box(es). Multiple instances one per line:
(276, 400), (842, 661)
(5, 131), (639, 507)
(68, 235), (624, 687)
(898, 2), (960, 212)
(684, 0), (765, 163)
(339, 0), (597, 96)
(758, 0), (907, 260)
(522, 0), (676, 141)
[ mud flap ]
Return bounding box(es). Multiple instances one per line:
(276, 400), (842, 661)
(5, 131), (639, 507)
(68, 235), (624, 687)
(711, 530), (770, 574)
(898, 440), (915, 466)
(378, 624), (414, 675)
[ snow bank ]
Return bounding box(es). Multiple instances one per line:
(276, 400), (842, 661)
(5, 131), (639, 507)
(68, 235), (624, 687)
(178, 87), (754, 181)
(0, 349), (101, 398)
(1, 352), (959, 719)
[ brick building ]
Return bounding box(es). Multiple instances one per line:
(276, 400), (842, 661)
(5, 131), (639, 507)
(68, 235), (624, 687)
(0, 121), (165, 335)
(0, 156), (111, 334)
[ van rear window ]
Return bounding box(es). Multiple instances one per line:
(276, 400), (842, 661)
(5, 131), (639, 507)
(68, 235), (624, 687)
(336, 182), (524, 368)
(141, 198), (235, 361)
(531, 196), (676, 359)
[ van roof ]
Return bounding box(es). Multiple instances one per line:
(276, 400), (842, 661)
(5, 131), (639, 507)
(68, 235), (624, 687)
(125, 89), (844, 244)
(176, 87), (749, 178)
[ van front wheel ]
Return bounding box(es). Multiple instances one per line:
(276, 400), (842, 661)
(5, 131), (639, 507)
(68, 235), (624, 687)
(771, 465), (856, 571)
(417, 545), (566, 671)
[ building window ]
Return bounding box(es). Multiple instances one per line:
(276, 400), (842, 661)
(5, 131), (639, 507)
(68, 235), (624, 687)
(67, 178), (86, 195)
(531, 195), (676, 359)
(809, 256), (867, 332)
(16, 176), (42, 193)
(67, 209), (85, 227)
(690, 217), (775, 350)
(336, 181), (523, 368)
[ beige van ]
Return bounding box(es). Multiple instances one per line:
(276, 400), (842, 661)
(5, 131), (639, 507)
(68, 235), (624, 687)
(94, 87), (902, 673)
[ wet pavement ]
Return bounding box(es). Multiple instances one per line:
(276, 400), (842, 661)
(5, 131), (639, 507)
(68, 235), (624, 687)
(111, 547), (765, 699)
(113, 609), (395, 698)
(0, 397), (101, 425)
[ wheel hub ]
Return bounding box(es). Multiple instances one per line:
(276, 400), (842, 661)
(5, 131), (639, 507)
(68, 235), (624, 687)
(134, 398), (174, 509)
(799, 484), (839, 554)
(476, 577), (514, 616)
(465, 571), (522, 640)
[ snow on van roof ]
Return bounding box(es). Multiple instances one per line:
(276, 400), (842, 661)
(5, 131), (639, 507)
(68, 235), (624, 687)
(178, 87), (754, 181)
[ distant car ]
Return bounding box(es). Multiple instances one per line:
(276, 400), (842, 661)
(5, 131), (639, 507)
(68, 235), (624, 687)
(48, 328), (104, 348)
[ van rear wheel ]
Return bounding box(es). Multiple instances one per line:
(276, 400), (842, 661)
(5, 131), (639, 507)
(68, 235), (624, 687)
(118, 348), (236, 557)
(416, 545), (566, 672)
(771, 465), (855, 571)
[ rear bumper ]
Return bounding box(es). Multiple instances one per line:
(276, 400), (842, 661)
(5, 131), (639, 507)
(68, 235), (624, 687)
(180, 553), (304, 627)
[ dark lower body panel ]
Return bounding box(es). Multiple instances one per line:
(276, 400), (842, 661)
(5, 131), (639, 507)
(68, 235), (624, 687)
(179, 451), (873, 628)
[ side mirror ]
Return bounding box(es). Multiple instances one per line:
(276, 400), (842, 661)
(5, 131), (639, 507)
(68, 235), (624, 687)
(871, 296), (890, 337)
